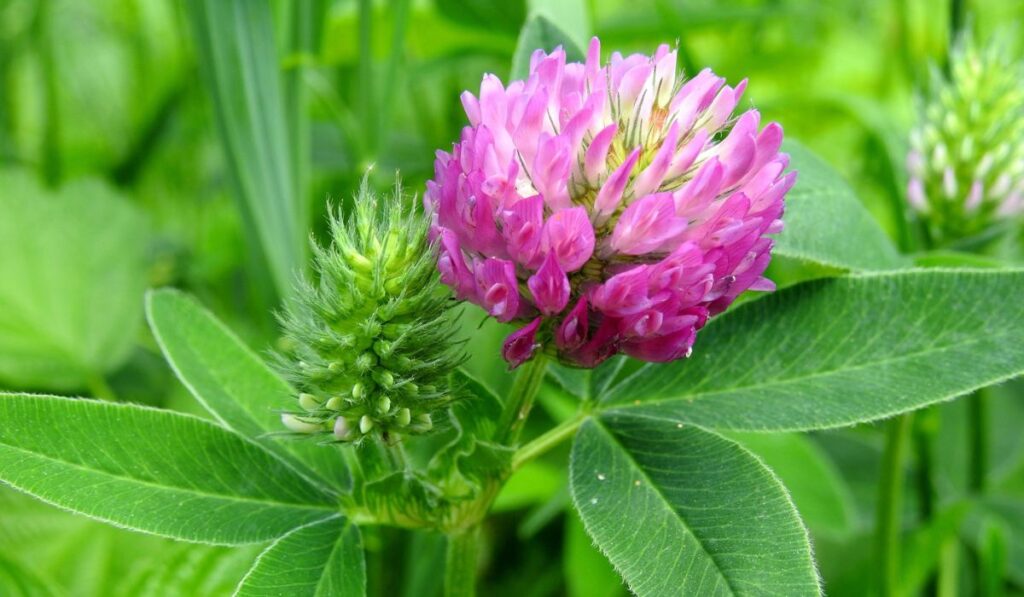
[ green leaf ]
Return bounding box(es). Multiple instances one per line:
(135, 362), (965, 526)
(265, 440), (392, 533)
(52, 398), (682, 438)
(727, 432), (855, 538)
(914, 250), (1009, 269)
(115, 543), (261, 597)
(422, 369), (509, 500)
(775, 140), (905, 271)
(0, 394), (336, 545)
(236, 516), (365, 596)
(570, 417), (819, 596)
(182, 0), (304, 299)
(510, 15), (585, 81)
(601, 270), (1024, 432)
(0, 170), (147, 392)
(146, 289), (349, 492)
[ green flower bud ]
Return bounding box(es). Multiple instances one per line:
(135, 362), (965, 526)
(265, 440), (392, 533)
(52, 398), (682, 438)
(281, 414), (324, 434)
(275, 179), (464, 443)
(373, 369), (395, 389)
(907, 29), (1024, 246)
(298, 392), (321, 411)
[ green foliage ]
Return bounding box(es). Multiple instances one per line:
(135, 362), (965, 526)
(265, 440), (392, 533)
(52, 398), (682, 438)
(0, 394), (336, 544)
(776, 140), (906, 271)
(0, 170), (147, 392)
(0, 553), (60, 597)
(182, 0), (305, 300)
(570, 417), (819, 596)
(510, 15), (585, 81)
(275, 182), (464, 444)
(236, 516), (365, 596)
(2, 0), (1024, 595)
(435, 0), (526, 35)
(599, 270), (1024, 431)
(146, 288), (350, 492)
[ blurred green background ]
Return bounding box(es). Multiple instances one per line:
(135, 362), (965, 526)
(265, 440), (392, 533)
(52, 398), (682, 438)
(1, 0), (1023, 595)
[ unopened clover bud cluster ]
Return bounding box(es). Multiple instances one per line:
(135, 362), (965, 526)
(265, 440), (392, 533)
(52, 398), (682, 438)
(908, 31), (1024, 245)
(277, 182), (463, 443)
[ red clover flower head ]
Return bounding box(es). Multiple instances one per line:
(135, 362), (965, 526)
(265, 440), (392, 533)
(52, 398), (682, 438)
(427, 38), (796, 368)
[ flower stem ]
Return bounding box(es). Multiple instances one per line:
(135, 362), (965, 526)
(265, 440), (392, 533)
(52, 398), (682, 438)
(913, 411), (939, 596)
(876, 413), (913, 597)
(444, 526), (480, 597)
(967, 389), (988, 493)
(495, 356), (548, 446)
(511, 415), (584, 471)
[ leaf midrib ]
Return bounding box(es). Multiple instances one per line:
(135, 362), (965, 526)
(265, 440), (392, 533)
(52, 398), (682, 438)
(588, 420), (740, 596)
(0, 440), (336, 513)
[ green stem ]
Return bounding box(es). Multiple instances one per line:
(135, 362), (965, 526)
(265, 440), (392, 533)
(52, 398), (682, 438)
(913, 410), (938, 596)
(876, 413), (913, 597)
(511, 415), (584, 470)
(495, 356), (548, 446)
(444, 526), (480, 597)
(937, 540), (959, 597)
(967, 390), (988, 493)
(966, 389), (990, 595)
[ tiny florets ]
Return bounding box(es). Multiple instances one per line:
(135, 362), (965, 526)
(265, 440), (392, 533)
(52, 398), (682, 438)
(277, 181), (464, 443)
(907, 30), (1024, 245)
(426, 38), (795, 368)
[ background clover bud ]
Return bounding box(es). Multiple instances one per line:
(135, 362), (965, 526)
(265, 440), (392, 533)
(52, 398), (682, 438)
(907, 30), (1024, 246)
(426, 38), (794, 369)
(276, 180), (464, 443)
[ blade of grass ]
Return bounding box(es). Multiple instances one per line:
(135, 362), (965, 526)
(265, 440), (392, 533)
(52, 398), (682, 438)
(183, 0), (306, 301)
(281, 0), (326, 233)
